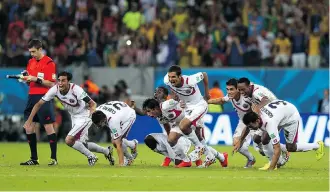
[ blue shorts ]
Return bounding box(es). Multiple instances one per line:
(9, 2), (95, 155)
(24, 94), (55, 125)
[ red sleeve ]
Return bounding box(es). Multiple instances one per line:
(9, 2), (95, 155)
(45, 60), (56, 82)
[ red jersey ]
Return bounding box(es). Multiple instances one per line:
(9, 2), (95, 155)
(26, 56), (56, 95)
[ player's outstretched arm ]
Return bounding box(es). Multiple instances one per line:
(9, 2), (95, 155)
(129, 100), (146, 116)
(113, 138), (125, 166)
(202, 72), (210, 100)
(163, 123), (171, 135)
(208, 97), (225, 105)
(269, 142), (281, 170)
(23, 99), (46, 129)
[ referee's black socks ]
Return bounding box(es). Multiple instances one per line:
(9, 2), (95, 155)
(47, 133), (57, 160)
(27, 133), (38, 160)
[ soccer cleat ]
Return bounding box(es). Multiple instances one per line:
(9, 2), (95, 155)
(188, 146), (205, 162)
(195, 159), (202, 166)
(175, 161), (192, 168)
(259, 162), (270, 170)
(48, 159), (58, 166)
(88, 156), (98, 166)
(20, 159), (39, 166)
(105, 146), (115, 166)
(244, 157), (256, 168)
(316, 141), (325, 160)
(131, 139), (138, 159)
(161, 157), (171, 167)
(220, 152), (228, 167)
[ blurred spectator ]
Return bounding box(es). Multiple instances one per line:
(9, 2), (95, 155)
(208, 81), (224, 113)
(226, 31), (245, 67)
(273, 31), (291, 67)
(307, 28), (321, 68)
(257, 30), (272, 66)
(82, 75), (100, 100)
(291, 25), (307, 68)
(98, 85), (112, 104)
(317, 89), (329, 114)
(122, 2), (144, 31)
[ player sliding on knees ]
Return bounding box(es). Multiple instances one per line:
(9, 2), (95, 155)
(164, 66), (217, 166)
(242, 99), (325, 170)
(91, 101), (138, 167)
(24, 72), (114, 166)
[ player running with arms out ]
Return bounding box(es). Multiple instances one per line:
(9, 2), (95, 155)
(20, 39), (58, 166)
(91, 101), (138, 166)
(164, 65), (216, 166)
(243, 100), (325, 170)
(208, 78), (256, 168)
(24, 72), (114, 166)
(237, 77), (289, 170)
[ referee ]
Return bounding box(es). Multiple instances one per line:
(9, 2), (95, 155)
(21, 39), (58, 166)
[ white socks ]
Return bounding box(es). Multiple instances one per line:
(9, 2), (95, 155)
(87, 142), (109, 155)
(280, 144), (288, 152)
(123, 138), (135, 149)
(296, 143), (319, 152)
(122, 142), (133, 159)
(186, 131), (202, 147)
(207, 146), (225, 161)
(238, 146), (254, 161)
(262, 142), (274, 162)
(72, 141), (95, 157)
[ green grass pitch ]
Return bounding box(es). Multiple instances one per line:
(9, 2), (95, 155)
(0, 143), (328, 191)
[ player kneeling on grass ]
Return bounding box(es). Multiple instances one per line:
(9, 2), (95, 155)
(242, 100), (325, 170)
(144, 133), (192, 167)
(24, 71), (114, 166)
(91, 101), (138, 166)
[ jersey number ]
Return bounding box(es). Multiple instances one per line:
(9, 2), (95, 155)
(268, 100), (287, 109)
(105, 102), (127, 110)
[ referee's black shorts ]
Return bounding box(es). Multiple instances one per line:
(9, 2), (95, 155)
(24, 94), (55, 125)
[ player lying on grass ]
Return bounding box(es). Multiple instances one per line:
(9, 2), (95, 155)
(164, 66), (217, 166)
(91, 101), (138, 166)
(136, 87), (227, 168)
(242, 100), (325, 170)
(144, 133), (191, 167)
(237, 77), (290, 170)
(24, 71), (114, 166)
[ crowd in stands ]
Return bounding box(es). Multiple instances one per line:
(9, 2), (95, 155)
(0, 0), (328, 68)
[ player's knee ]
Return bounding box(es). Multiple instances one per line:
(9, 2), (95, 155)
(144, 135), (157, 150)
(65, 137), (75, 146)
(253, 135), (261, 144)
(286, 143), (297, 152)
(167, 139), (177, 147)
(179, 119), (191, 133)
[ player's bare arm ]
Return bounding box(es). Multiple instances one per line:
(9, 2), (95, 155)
(113, 138), (125, 166)
(163, 123), (171, 135)
(269, 142), (281, 170)
(202, 72), (210, 100)
(24, 75), (55, 88)
(23, 99), (46, 129)
(130, 101), (146, 116)
(207, 97), (225, 105)
(88, 100), (97, 114)
(232, 126), (250, 154)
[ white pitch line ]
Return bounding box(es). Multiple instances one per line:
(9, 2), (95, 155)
(0, 174), (328, 180)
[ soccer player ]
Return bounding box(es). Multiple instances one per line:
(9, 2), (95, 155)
(20, 39), (58, 166)
(243, 100), (325, 170)
(144, 133), (192, 167)
(237, 77), (288, 170)
(164, 65), (215, 165)
(208, 78), (256, 168)
(91, 101), (138, 166)
(23, 72), (114, 166)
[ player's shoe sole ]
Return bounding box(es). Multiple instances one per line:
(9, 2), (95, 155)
(88, 156), (98, 166)
(20, 159), (39, 166)
(316, 141), (325, 160)
(105, 146), (115, 166)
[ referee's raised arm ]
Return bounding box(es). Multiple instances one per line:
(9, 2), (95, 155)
(20, 39), (58, 166)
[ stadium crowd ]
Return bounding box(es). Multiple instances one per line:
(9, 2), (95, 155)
(0, 0), (328, 68)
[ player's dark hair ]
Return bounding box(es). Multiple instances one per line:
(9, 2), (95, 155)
(157, 86), (169, 96)
(168, 65), (182, 76)
(242, 111), (259, 125)
(142, 98), (160, 110)
(238, 77), (250, 86)
(91, 111), (107, 125)
(226, 78), (238, 88)
(28, 39), (43, 49)
(58, 71), (72, 81)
